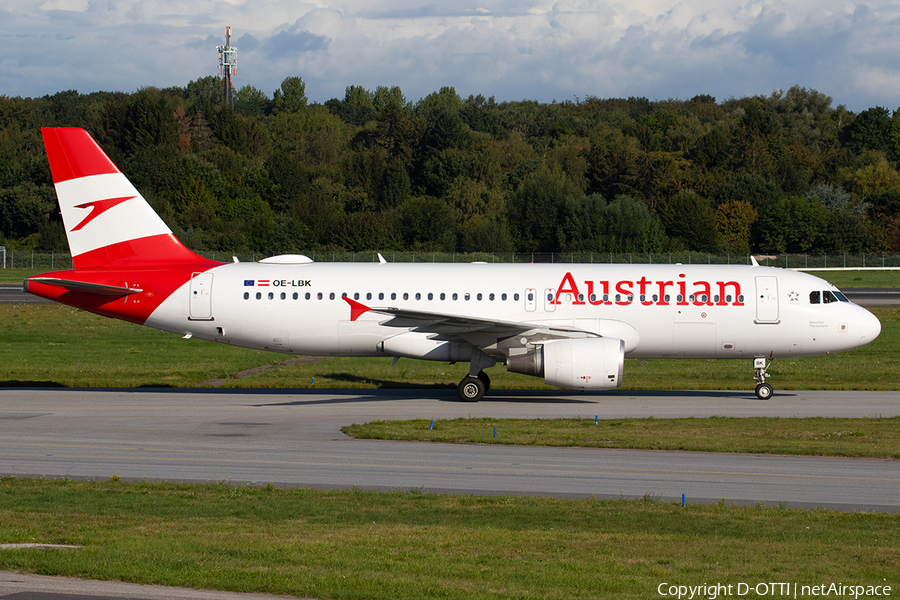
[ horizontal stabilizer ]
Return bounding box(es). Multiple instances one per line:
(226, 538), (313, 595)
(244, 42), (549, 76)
(26, 277), (143, 296)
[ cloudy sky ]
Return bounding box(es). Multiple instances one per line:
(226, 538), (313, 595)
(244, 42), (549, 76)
(3, 0), (899, 112)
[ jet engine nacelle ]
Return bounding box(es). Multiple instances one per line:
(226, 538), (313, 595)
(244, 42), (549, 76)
(507, 337), (624, 390)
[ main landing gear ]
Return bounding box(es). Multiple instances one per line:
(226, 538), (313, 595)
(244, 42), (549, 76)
(457, 351), (496, 402)
(457, 371), (491, 402)
(753, 357), (773, 400)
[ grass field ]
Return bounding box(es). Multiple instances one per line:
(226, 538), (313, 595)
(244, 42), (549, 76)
(343, 416), (900, 458)
(2, 303), (898, 391)
(0, 479), (896, 600)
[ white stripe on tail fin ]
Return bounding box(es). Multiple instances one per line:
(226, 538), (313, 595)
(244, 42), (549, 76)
(42, 128), (211, 269)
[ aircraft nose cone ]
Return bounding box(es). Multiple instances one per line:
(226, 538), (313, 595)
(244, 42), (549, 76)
(858, 308), (881, 347)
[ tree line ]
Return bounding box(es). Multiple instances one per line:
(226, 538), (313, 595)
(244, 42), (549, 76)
(2, 77), (900, 256)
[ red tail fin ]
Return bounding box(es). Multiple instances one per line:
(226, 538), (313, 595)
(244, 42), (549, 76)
(42, 128), (213, 269)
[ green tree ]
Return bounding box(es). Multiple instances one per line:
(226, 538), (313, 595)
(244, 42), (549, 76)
(659, 191), (720, 252)
(234, 85), (271, 116)
(715, 200), (758, 253)
(841, 106), (893, 156)
(508, 167), (580, 252)
(397, 196), (456, 251)
(273, 76), (308, 114)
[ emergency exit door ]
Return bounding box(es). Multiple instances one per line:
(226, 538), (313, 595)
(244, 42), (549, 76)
(754, 276), (779, 323)
(189, 272), (214, 321)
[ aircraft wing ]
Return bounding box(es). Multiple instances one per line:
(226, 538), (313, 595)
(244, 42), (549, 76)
(343, 297), (597, 345)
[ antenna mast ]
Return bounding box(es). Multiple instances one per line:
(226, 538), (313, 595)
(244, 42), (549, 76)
(217, 26), (237, 106)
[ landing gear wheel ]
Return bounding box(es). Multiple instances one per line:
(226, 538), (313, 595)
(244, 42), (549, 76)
(477, 370), (491, 391)
(457, 376), (485, 402)
(755, 382), (773, 400)
(752, 358), (773, 400)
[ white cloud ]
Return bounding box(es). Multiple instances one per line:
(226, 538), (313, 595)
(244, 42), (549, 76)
(0, 0), (897, 110)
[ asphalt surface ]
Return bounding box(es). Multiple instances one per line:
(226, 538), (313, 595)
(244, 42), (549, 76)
(1, 387), (898, 510)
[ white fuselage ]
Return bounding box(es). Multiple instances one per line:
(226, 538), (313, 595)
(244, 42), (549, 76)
(145, 262), (881, 362)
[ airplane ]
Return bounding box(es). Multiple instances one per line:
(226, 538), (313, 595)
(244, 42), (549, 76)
(25, 127), (882, 401)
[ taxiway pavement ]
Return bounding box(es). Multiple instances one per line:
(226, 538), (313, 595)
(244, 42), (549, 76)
(1, 388), (898, 512)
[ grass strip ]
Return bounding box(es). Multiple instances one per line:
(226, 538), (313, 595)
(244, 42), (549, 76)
(343, 417), (900, 458)
(0, 478), (897, 600)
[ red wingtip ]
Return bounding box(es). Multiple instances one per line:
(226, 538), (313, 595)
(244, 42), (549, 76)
(342, 296), (371, 321)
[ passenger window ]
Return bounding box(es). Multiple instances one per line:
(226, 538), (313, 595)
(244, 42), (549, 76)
(415, 293), (421, 300)
(452, 293), (458, 300)
(502, 293), (507, 301)
(440, 293), (446, 300)
(329, 292), (335, 300)
(280, 292), (286, 300)
(268, 292), (274, 300)
(489, 293), (495, 301)
(305, 292), (310, 300)
(378, 292), (384, 300)
(477, 293), (482, 301)
(366, 292), (372, 300)
(256, 292), (262, 300)
(354, 292), (359, 300)
(428, 293), (433, 300)
(391, 292), (396, 300)
(810, 291), (821, 304)
(465, 293), (471, 301)
(317, 292), (323, 300)
(514, 293), (520, 301)
(403, 293), (409, 300)
(243, 292), (249, 300)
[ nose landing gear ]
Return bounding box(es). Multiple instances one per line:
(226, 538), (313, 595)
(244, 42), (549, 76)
(753, 357), (773, 400)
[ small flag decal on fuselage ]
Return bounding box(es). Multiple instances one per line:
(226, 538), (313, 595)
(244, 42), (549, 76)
(244, 280), (270, 287)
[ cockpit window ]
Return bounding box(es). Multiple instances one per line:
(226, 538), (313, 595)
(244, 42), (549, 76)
(823, 290), (838, 304)
(809, 291), (820, 304)
(834, 291), (850, 302)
